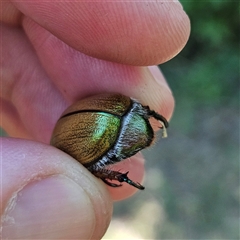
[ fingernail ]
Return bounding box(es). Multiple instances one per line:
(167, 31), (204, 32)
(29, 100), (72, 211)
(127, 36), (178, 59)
(2, 175), (95, 239)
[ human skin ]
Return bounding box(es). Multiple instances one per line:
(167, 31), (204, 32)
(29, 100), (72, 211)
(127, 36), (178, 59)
(1, 1), (190, 239)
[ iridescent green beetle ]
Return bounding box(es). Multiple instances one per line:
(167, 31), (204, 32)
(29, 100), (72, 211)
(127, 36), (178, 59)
(50, 93), (168, 190)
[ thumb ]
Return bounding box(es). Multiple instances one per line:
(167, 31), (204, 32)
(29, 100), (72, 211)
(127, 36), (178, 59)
(1, 138), (112, 239)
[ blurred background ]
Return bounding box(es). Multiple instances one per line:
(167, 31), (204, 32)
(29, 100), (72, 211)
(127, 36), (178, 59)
(104, 1), (239, 239)
(1, 1), (238, 239)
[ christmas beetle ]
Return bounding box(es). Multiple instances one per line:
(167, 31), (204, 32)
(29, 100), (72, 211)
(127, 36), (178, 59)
(50, 93), (168, 190)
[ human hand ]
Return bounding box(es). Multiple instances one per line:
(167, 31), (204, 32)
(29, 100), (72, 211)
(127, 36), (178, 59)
(1, 1), (190, 239)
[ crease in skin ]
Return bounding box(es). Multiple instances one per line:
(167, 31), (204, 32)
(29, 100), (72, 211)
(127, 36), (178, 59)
(2, 2), (22, 26)
(1, 99), (31, 139)
(1, 173), (55, 226)
(1, 190), (19, 226)
(1, 68), (15, 101)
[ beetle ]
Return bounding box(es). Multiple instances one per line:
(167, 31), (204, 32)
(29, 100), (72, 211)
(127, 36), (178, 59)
(50, 93), (168, 190)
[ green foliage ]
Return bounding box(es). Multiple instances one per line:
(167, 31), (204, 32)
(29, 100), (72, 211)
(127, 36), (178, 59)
(161, 1), (239, 108)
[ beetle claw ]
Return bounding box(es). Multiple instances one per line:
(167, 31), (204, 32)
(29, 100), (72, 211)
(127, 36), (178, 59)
(144, 107), (168, 138)
(102, 179), (122, 188)
(116, 172), (145, 190)
(91, 169), (145, 190)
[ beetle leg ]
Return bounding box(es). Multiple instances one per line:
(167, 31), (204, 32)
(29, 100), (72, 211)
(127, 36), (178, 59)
(116, 171), (145, 190)
(90, 168), (145, 190)
(102, 179), (122, 188)
(144, 106), (169, 138)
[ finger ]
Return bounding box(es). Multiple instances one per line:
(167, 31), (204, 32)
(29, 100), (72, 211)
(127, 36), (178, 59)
(24, 19), (173, 118)
(23, 20), (174, 118)
(1, 24), (65, 142)
(11, 1), (190, 65)
(1, 138), (112, 239)
(2, 23), (174, 142)
(1, 24), (167, 198)
(1, 2), (22, 26)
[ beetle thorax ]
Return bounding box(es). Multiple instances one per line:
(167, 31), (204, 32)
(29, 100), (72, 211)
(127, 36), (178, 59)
(89, 100), (154, 170)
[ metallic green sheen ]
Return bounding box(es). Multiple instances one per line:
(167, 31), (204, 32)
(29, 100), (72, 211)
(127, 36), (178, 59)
(115, 113), (153, 159)
(91, 112), (120, 146)
(50, 112), (121, 165)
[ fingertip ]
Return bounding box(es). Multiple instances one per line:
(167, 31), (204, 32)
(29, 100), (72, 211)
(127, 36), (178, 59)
(15, 1), (190, 65)
(2, 176), (97, 239)
(1, 138), (112, 239)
